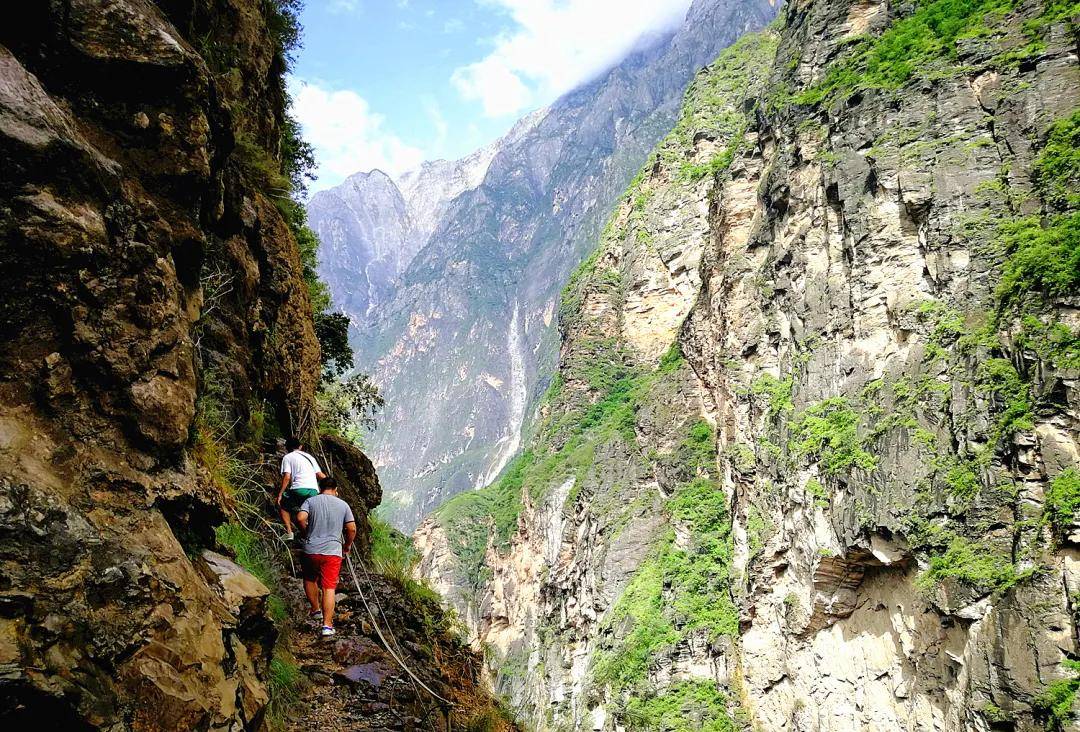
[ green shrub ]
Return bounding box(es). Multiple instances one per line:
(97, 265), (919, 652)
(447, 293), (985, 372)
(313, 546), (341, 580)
(980, 702), (1013, 724)
(996, 213), (1080, 306)
(658, 342), (686, 373)
(369, 514), (441, 607)
(1018, 316), (1080, 371)
(806, 478), (830, 508)
(790, 397), (878, 474)
(1033, 659), (1080, 731)
(317, 372), (385, 439)
(1045, 469), (1080, 537)
(681, 134), (744, 182)
(795, 0), (1019, 105)
(1035, 110), (1080, 211)
(623, 681), (736, 732)
(751, 373), (794, 418)
(943, 460), (980, 498)
(976, 358), (1034, 439)
(916, 536), (1020, 594)
(580, 376), (638, 441)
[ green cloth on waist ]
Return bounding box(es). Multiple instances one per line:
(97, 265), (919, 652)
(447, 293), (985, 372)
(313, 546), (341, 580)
(282, 488), (318, 512)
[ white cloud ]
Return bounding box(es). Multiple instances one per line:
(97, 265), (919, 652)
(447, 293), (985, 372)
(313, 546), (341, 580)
(451, 0), (693, 118)
(443, 18), (465, 33)
(452, 56), (532, 117)
(329, 0), (361, 14)
(288, 78), (424, 192)
(423, 98), (449, 153)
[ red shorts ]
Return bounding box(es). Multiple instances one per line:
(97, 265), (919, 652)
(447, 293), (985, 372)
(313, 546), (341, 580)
(301, 553), (343, 590)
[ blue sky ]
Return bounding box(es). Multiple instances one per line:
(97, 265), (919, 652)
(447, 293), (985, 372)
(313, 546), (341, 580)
(290, 0), (693, 193)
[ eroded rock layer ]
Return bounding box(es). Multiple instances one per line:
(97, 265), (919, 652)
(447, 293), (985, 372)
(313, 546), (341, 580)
(418, 1), (1080, 729)
(0, 1), (314, 727)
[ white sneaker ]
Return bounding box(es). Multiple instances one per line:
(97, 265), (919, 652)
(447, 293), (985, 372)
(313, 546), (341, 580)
(283, 532), (294, 541)
(320, 626), (336, 637)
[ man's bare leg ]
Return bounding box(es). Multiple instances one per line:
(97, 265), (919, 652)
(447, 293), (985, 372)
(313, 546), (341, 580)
(279, 507), (293, 535)
(303, 579), (320, 613)
(321, 588), (336, 628)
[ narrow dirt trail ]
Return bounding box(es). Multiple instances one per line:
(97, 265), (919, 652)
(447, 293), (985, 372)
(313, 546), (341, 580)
(278, 548), (500, 731)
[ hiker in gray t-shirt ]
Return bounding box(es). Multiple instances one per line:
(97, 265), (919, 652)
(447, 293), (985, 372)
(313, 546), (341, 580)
(296, 477), (356, 637)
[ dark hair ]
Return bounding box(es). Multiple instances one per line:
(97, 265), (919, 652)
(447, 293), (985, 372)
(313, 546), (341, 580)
(319, 476), (338, 492)
(286, 436), (301, 451)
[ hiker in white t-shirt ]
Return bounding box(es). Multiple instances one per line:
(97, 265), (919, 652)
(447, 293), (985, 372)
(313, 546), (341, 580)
(276, 436), (326, 541)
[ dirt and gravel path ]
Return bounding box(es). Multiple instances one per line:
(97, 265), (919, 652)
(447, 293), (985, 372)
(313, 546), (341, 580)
(277, 549), (505, 731)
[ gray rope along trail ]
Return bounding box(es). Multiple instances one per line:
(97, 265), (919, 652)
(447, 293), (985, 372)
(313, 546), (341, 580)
(344, 548), (454, 708)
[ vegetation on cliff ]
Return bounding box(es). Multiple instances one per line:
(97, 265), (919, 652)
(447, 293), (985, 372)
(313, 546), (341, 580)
(420, 0), (1079, 727)
(793, 0), (1079, 107)
(428, 27), (781, 729)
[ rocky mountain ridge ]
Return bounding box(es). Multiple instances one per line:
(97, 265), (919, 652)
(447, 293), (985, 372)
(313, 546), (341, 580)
(344, 0), (780, 531)
(417, 0), (1080, 729)
(306, 118), (538, 320)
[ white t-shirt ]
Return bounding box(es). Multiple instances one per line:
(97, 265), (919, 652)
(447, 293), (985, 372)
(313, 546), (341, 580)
(280, 450), (322, 490)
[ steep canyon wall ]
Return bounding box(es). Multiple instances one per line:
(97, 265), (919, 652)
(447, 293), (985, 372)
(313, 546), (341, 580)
(418, 1), (1080, 729)
(331, 0), (780, 531)
(0, 3), (506, 730)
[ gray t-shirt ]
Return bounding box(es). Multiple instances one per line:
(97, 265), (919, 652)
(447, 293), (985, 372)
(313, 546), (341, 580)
(298, 493), (355, 557)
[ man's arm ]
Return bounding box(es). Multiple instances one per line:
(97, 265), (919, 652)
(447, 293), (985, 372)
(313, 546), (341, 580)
(316, 471), (327, 480)
(296, 510), (310, 533)
(342, 521), (357, 555)
(276, 472), (291, 507)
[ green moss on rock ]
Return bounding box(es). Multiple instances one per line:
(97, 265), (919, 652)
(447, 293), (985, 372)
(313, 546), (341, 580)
(916, 535), (1023, 595)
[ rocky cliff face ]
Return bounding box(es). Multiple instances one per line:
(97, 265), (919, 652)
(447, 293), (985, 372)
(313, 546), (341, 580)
(0, 1), (317, 727)
(350, 0), (780, 531)
(418, 0), (1080, 729)
(0, 2), (508, 730)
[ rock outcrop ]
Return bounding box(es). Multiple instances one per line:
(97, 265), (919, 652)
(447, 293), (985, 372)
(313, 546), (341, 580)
(0, 1), (317, 727)
(0, 2), (510, 730)
(418, 1), (1080, 729)
(331, 0), (780, 531)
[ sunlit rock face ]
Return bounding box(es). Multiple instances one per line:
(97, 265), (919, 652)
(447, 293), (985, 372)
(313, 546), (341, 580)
(0, 1), (320, 727)
(315, 0), (779, 531)
(417, 0), (1080, 729)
